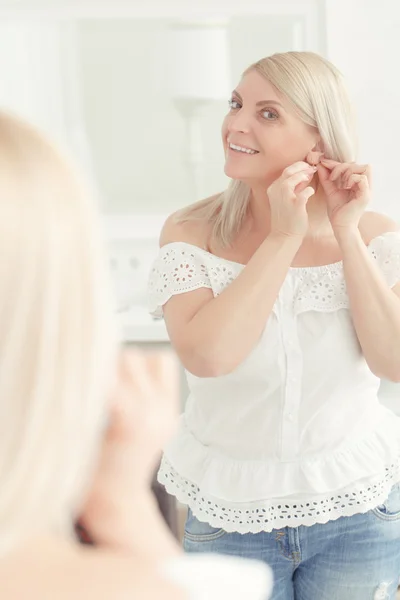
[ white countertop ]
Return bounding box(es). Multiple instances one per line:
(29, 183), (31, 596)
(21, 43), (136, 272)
(117, 305), (169, 343)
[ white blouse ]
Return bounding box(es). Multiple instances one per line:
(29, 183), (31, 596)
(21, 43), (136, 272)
(147, 232), (400, 534)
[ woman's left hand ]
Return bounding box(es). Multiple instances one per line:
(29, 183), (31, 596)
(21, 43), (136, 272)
(317, 158), (371, 233)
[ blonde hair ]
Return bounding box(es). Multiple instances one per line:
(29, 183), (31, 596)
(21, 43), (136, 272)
(176, 51), (358, 247)
(0, 112), (118, 554)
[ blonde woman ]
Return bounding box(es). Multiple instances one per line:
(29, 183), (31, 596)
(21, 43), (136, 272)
(149, 51), (400, 599)
(0, 111), (272, 600)
(0, 110), (188, 599)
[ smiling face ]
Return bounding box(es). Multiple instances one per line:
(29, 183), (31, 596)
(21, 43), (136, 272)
(222, 69), (320, 185)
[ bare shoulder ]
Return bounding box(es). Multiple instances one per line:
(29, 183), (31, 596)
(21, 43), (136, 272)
(78, 549), (186, 600)
(0, 539), (185, 600)
(159, 193), (222, 249)
(360, 210), (399, 243)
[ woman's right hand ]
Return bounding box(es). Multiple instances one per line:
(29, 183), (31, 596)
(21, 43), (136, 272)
(79, 349), (182, 560)
(267, 161), (317, 239)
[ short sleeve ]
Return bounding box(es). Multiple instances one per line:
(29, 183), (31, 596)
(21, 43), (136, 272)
(147, 243), (213, 318)
(368, 231), (400, 287)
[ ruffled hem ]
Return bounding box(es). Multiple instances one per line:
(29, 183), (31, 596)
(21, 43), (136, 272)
(158, 457), (400, 533)
(161, 413), (400, 502)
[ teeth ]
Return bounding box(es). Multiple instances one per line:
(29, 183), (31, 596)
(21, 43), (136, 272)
(229, 143), (257, 155)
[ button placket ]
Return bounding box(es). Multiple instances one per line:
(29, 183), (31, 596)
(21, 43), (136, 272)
(279, 287), (302, 461)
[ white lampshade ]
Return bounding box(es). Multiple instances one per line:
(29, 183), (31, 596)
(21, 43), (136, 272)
(168, 23), (231, 101)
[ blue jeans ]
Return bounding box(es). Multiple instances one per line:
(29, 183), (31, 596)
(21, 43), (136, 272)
(183, 483), (400, 599)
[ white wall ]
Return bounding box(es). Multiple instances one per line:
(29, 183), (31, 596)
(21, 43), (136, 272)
(325, 0), (400, 220)
(325, 0), (400, 409)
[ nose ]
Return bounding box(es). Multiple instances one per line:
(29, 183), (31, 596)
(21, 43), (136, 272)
(228, 109), (252, 134)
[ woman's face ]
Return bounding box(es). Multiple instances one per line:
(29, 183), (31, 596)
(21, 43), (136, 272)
(222, 70), (320, 185)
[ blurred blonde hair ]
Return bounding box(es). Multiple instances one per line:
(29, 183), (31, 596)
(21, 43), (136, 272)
(0, 112), (118, 554)
(175, 51), (358, 247)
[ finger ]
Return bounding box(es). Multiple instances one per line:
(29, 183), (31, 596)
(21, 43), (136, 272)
(340, 167), (353, 189)
(316, 163), (338, 197)
(282, 161), (317, 178)
(321, 159), (369, 178)
(286, 170), (316, 191)
(328, 164), (350, 182)
(347, 163), (369, 174)
(121, 350), (179, 426)
(363, 164), (371, 177)
(297, 186), (315, 205)
(320, 158), (340, 168)
(142, 350), (177, 385)
(345, 173), (368, 190)
(119, 349), (178, 409)
(316, 162), (330, 180)
(119, 350), (153, 394)
(135, 352), (179, 408)
(329, 167), (352, 190)
(355, 164), (372, 186)
(106, 351), (146, 431)
(340, 163), (369, 178)
(107, 384), (138, 439)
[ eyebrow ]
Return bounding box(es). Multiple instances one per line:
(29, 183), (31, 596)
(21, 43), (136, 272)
(232, 90), (285, 109)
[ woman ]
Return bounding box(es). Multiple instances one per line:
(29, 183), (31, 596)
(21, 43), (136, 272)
(0, 111), (272, 600)
(148, 51), (400, 599)
(0, 109), (188, 599)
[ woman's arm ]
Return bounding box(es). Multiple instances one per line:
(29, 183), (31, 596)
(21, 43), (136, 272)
(163, 230), (301, 378)
(161, 162), (316, 378)
(317, 160), (400, 382)
(336, 220), (400, 382)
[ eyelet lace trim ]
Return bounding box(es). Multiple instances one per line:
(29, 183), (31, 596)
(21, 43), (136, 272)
(148, 233), (400, 318)
(293, 269), (348, 314)
(148, 245), (213, 318)
(158, 456), (400, 534)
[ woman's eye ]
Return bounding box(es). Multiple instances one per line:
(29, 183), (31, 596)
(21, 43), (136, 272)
(262, 109), (278, 121)
(228, 99), (241, 110)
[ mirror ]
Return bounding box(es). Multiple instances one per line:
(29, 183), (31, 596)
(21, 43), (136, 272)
(0, 10), (322, 215)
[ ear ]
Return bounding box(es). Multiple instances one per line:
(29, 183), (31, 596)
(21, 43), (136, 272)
(313, 136), (323, 150)
(311, 136), (325, 154)
(304, 134), (323, 164)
